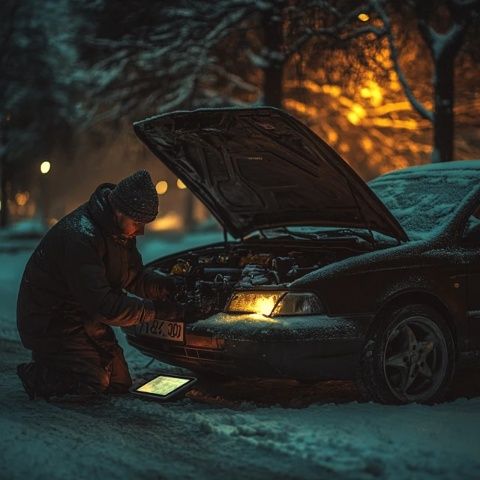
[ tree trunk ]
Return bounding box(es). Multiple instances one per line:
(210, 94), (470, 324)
(431, 54), (455, 163)
(413, 0), (470, 163)
(261, 4), (285, 108)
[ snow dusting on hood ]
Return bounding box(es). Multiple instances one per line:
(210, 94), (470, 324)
(189, 312), (360, 340)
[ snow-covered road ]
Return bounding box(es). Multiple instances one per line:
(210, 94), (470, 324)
(1, 237), (479, 480)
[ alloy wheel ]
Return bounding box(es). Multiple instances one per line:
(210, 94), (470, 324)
(383, 315), (449, 402)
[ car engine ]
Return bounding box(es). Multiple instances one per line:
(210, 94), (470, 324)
(152, 244), (346, 320)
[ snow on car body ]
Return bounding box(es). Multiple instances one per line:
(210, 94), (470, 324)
(123, 107), (480, 404)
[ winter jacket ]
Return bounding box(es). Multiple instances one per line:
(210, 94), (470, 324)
(17, 183), (170, 353)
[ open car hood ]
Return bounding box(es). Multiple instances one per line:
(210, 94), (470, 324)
(134, 107), (408, 241)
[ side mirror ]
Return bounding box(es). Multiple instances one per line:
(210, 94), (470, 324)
(462, 222), (480, 245)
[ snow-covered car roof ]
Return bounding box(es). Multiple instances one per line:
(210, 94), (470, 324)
(369, 160), (480, 240)
(376, 159), (480, 175)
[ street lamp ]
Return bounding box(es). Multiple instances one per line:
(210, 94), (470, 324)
(39, 162), (51, 222)
(40, 161), (51, 174)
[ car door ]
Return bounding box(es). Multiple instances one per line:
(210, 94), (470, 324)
(461, 205), (480, 351)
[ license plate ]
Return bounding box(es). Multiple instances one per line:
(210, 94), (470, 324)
(136, 320), (184, 342)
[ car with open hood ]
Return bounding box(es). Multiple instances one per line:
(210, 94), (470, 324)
(123, 107), (480, 404)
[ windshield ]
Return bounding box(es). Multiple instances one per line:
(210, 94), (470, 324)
(369, 171), (480, 239)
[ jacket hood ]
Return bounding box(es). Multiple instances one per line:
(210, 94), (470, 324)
(88, 183), (124, 237)
(134, 107), (408, 241)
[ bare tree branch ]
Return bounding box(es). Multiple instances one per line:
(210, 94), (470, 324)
(370, 0), (433, 121)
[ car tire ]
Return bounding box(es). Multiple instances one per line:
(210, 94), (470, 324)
(356, 304), (455, 404)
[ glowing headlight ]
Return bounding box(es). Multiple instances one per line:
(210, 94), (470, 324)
(227, 291), (286, 316)
(226, 291), (323, 317)
(271, 292), (323, 316)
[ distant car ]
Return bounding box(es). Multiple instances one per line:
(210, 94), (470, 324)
(123, 107), (480, 404)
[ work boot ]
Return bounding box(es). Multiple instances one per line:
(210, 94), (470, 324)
(17, 362), (75, 401)
(16, 363), (38, 400)
(45, 379), (106, 403)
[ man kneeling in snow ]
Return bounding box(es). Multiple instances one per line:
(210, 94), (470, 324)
(16, 170), (182, 400)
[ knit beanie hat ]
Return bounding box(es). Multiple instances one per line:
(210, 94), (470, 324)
(109, 170), (158, 223)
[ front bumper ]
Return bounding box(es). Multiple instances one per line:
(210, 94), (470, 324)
(124, 312), (373, 380)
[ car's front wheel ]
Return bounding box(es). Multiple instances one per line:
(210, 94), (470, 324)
(357, 304), (455, 404)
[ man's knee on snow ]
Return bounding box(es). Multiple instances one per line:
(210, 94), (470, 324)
(84, 356), (132, 394)
(108, 377), (132, 394)
(107, 363), (132, 394)
(79, 365), (112, 394)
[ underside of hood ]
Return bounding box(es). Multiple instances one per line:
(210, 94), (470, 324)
(134, 107), (408, 241)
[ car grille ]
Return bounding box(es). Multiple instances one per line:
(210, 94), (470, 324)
(127, 335), (232, 363)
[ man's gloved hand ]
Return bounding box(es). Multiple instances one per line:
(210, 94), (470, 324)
(152, 299), (199, 322)
(152, 298), (179, 321)
(147, 272), (177, 300)
(177, 300), (199, 322)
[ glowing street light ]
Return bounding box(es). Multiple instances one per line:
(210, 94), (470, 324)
(40, 161), (51, 174)
(155, 180), (168, 195)
(176, 178), (187, 190)
(358, 13), (370, 22)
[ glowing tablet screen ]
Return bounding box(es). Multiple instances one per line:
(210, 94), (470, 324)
(135, 375), (191, 396)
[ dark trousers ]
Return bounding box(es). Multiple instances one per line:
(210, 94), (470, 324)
(21, 325), (132, 398)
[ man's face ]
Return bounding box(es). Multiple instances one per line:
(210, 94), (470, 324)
(114, 211), (146, 237)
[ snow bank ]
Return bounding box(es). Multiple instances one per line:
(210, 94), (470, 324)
(0, 251), (31, 342)
(187, 399), (480, 479)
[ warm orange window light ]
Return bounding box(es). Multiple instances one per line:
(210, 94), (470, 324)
(155, 180), (168, 195)
(15, 192), (29, 206)
(176, 178), (187, 189)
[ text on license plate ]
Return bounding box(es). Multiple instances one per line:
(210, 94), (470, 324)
(136, 320), (184, 342)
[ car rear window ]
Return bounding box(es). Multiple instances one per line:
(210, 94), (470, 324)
(369, 171), (480, 239)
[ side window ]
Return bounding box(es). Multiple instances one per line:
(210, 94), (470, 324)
(463, 205), (480, 244)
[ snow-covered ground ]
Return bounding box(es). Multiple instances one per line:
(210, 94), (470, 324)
(1, 232), (479, 480)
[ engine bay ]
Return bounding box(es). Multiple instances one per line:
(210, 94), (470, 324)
(151, 241), (364, 321)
